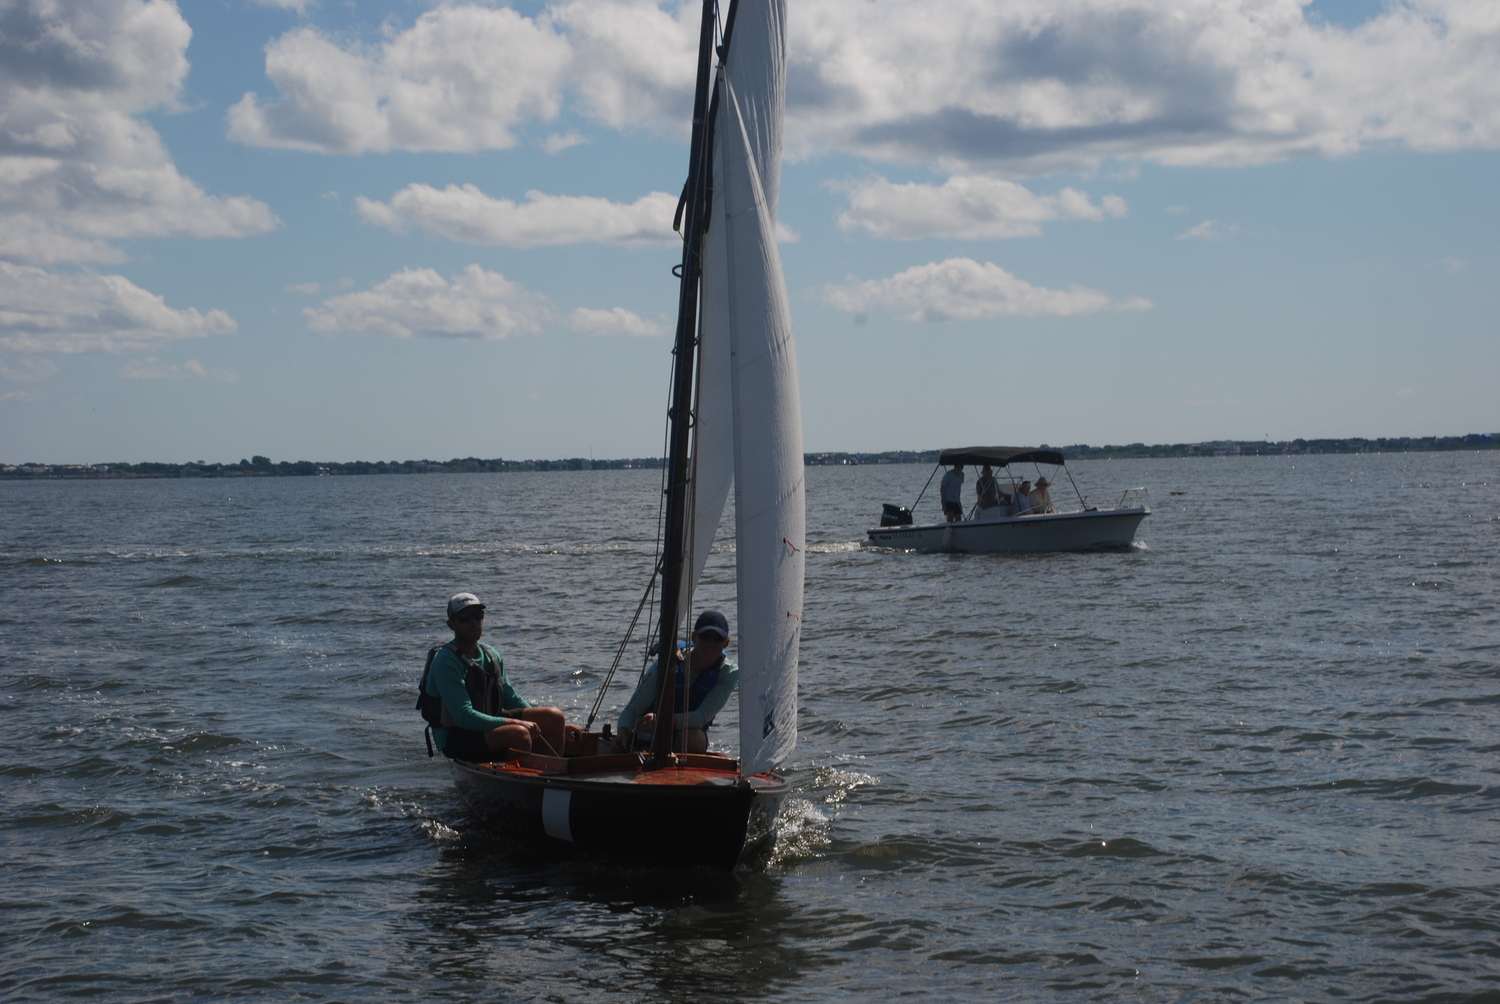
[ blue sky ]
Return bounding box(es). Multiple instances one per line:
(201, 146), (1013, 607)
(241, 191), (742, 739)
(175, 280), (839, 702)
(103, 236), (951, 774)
(2, 0), (1496, 464)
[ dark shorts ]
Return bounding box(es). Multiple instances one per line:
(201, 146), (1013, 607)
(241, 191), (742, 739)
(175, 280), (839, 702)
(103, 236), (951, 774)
(440, 727), (500, 762)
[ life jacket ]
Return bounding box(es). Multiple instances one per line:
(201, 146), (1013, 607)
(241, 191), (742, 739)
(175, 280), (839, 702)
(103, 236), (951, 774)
(673, 659), (721, 715)
(416, 642), (502, 756)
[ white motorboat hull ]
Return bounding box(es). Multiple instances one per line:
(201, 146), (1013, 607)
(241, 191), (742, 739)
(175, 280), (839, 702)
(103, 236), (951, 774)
(865, 507), (1148, 553)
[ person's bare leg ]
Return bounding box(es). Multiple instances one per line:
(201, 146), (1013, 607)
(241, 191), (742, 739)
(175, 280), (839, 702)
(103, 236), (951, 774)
(511, 707), (565, 755)
(684, 728), (708, 754)
(483, 722), (534, 755)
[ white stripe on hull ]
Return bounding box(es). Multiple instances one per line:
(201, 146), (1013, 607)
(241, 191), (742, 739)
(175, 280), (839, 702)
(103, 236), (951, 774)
(865, 508), (1148, 553)
(541, 787), (573, 841)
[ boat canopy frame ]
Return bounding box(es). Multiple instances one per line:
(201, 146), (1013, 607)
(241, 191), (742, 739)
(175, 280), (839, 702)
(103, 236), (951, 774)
(937, 446), (1065, 468)
(910, 445), (1087, 518)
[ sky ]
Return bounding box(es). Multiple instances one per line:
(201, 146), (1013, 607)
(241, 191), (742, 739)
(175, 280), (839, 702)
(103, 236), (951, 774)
(2, 0), (1498, 464)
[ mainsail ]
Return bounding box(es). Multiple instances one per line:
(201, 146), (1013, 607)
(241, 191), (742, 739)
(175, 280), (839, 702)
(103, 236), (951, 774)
(689, 0), (803, 776)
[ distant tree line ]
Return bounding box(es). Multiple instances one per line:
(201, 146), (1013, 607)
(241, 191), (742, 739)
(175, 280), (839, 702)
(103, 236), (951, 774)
(4, 434), (1495, 479)
(0, 455), (665, 479)
(806, 433), (1498, 465)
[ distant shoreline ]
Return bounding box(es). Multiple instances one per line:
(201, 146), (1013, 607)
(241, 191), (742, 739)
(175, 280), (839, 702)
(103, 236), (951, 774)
(4, 434), (1496, 480)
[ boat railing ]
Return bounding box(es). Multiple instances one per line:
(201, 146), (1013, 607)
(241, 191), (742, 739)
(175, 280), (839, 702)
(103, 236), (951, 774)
(1092, 487), (1149, 511)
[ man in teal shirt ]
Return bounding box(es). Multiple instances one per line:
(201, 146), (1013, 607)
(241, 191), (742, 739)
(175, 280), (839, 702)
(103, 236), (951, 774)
(423, 592), (571, 761)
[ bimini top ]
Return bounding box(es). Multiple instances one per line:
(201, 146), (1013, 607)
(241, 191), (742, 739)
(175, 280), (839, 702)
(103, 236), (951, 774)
(937, 446), (1065, 467)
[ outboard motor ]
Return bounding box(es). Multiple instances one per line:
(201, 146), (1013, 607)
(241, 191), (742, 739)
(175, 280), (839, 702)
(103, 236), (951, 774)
(880, 503), (914, 527)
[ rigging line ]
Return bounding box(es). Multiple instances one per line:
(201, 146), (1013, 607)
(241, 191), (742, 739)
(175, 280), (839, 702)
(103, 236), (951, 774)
(585, 558), (664, 729)
(648, 0), (719, 765)
(677, 237), (713, 717)
(621, 299), (675, 731)
(1063, 463), (1087, 510)
(911, 463), (940, 514)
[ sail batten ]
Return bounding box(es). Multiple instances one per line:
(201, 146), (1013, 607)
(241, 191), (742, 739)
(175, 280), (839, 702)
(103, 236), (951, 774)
(689, 0), (801, 776)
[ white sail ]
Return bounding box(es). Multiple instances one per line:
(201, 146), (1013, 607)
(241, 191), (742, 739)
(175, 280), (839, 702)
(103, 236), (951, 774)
(693, 0), (802, 776)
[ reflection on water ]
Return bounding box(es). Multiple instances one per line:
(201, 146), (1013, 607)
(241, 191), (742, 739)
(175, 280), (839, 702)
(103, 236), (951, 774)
(2, 452), (1498, 1001)
(409, 821), (828, 1002)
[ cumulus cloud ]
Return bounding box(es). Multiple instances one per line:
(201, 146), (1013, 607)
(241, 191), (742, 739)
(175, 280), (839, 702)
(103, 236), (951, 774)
(568, 306), (666, 336)
(785, 0), (1500, 170)
(1177, 219), (1238, 240)
(227, 7), (572, 153)
(0, 263), (236, 355)
(822, 257), (1151, 322)
(305, 265), (553, 339)
(549, 0), (700, 135)
(357, 184), (679, 247)
(119, 357), (240, 381)
(1, 0), (278, 265)
(0, 355), (59, 382)
(837, 175), (1127, 239)
(543, 131), (589, 154)
(230, 1), (1500, 171)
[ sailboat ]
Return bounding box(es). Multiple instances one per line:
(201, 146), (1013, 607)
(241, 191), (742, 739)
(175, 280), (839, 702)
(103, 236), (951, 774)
(445, 0), (803, 871)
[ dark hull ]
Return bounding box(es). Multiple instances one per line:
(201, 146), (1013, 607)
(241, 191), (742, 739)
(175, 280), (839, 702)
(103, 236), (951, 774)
(448, 759), (789, 871)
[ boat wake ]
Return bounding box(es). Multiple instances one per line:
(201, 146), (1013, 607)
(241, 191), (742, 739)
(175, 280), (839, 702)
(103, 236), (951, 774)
(763, 798), (829, 867)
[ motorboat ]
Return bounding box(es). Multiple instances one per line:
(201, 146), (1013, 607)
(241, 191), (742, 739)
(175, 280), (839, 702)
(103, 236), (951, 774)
(865, 446), (1148, 553)
(441, 0), (801, 870)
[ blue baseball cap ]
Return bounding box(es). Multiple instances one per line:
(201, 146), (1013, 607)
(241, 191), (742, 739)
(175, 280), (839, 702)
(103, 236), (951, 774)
(693, 609), (729, 639)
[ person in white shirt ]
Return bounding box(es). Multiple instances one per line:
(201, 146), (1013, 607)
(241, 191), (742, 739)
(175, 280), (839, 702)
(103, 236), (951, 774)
(1013, 480), (1035, 515)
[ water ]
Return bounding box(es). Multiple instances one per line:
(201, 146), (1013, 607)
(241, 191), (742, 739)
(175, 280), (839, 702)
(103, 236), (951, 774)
(3, 453), (1498, 1002)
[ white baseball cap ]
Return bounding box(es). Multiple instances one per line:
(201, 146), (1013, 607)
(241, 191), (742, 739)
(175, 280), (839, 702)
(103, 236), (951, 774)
(447, 592), (484, 617)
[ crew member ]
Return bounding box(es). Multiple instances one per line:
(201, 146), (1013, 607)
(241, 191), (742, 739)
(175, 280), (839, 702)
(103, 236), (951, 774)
(940, 462), (966, 522)
(611, 610), (739, 755)
(420, 592), (574, 761)
(974, 464), (1006, 519)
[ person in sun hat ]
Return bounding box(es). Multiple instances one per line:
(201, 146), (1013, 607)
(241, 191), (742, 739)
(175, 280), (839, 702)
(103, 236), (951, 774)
(418, 591), (576, 762)
(1032, 477), (1055, 514)
(610, 609), (739, 755)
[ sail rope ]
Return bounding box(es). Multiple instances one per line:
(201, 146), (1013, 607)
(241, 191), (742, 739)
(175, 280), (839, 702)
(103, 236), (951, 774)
(911, 464), (941, 516)
(583, 308), (680, 733)
(584, 559), (661, 730)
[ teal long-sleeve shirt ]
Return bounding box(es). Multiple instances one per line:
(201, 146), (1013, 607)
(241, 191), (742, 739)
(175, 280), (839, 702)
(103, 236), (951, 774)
(617, 657), (738, 741)
(425, 642), (531, 752)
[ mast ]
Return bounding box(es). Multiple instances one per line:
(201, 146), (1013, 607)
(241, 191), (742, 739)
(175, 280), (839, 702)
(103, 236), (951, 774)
(649, 0), (721, 764)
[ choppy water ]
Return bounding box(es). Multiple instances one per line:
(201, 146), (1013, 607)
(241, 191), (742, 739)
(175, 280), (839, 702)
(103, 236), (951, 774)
(3, 453), (1498, 1002)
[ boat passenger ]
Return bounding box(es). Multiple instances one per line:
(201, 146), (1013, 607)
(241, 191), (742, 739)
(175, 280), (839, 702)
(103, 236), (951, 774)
(1032, 477), (1055, 514)
(420, 592), (575, 761)
(1013, 481), (1036, 515)
(940, 463), (966, 522)
(611, 610), (739, 755)
(974, 464), (1007, 520)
